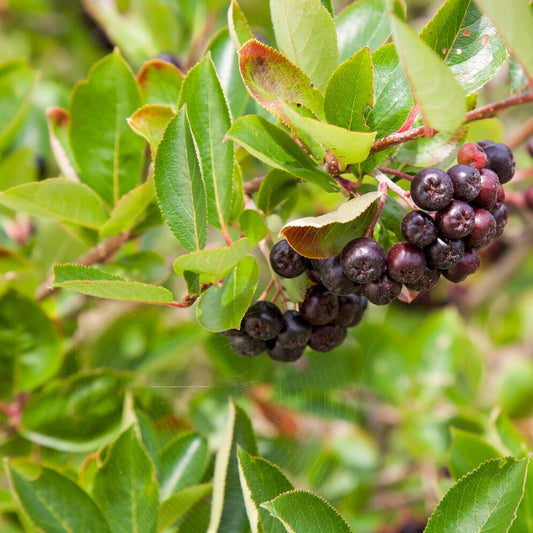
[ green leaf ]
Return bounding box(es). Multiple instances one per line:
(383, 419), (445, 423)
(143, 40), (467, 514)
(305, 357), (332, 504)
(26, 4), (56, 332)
(228, 0), (254, 49)
(239, 40), (326, 122)
(46, 107), (80, 182)
(70, 49), (145, 206)
(227, 115), (339, 192)
(321, 0), (334, 16)
(510, 56), (529, 94)
(136, 58), (183, 107)
(154, 107), (208, 251)
(6, 463), (111, 533)
(271, 0), (339, 91)
(280, 191), (380, 258)
(208, 399), (258, 533)
(157, 484), (213, 532)
(449, 428), (501, 479)
(173, 237), (254, 284)
(178, 55), (234, 229)
(256, 170), (298, 215)
(196, 255), (259, 332)
(158, 432), (209, 500)
(0, 178), (110, 229)
(53, 264), (174, 305)
(421, 1), (507, 95)
(20, 370), (129, 452)
(209, 28), (250, 119)
(475, 0), (533, 79)
(93, 426), (159, 533)
(99, 179), (155, 238)
(365, 43), (413, 139)
(425, 456), (530, 532)
(0, 147), (36, 192)
(335, 0), (404, 62)
(0, 290), (61, 399)
(0, 61), (38, 152)
(239, 210), (269, 244)
(324, 47), (373, 132)
(262, 490), (353, 533)
(237, 448), (294, 533)
(391, 15), (466, 133)
(127, 104), (175, 155)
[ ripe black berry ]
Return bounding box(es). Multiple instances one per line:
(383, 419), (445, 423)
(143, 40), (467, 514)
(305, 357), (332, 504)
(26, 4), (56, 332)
(447, 164), (482, 202)
(242, 301), (283, 340)
(405, 266), (440, 292)
(525, 187), (533, 211)
(464, 208), (496, 249)
(228, 332), (266, 357)
(492, 203), (508, 237)
(473, 168), (500, 211)
(361, 274), (402, 305)
(270, 239), (307, 278)
(495, 182), (505, 208)
(277, 310), (312, 349)
(435, 200), (475, 239)
(401, 210), (438, 248)
(425, 237), (465, 269)
(299, 284), (339, 325)
(332, 294), (365, 328)
(442, 248), (481, 283)
(341, 237), (386, 283)
(410, 168), (453, 211)
(483, 142), (515, 184)
(477, 139), (494, 150)
(386, 242), (426, 284)
(157, 53), (182, 68)
(457, 142), (487, 170)
(319, 254), (357, 295)
(267, 340), (305, 362)
(308, 324), (346, 352)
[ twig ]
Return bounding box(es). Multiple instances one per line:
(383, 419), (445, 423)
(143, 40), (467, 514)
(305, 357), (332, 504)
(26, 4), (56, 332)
(372, 170), (418, 210)
(377, 167), (413, 182)
(366, 183), (388, 237)
(243, 176), (265, 195)
(508, 115), (533, 150)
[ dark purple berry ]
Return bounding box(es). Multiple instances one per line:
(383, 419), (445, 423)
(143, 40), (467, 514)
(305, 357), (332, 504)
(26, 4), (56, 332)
(319, 255), (357, 295)
(495, 182), (505, 208)
(447, 164), (482, 202)
(435, 200), (475, 239)
(308, 324), (347, 352)
(277, 310), (312, 349)
(361, 274), (402, 305)
(270, 239), (307, 278)
(228, 332), (266, 357)
(457, 142), (487, 170)
(299, 284), (339, 325)
(524, 186), (533, 211)
(473, 168), (500, 211)
(306, 259), (324, 283)
(477, 139), (494, 150)
(492, 203), (508, 237)
(410, 168), (453, 211)
(242, 301), (283, 341)
(464, 208), (496, 249)
(442, 248), (481, 282)
(425, 237), (465, 269)
(405, 266), (440, 292)
(267, 340), (305, 362)
(483, 142), (515, 183)
(340, 237), (386, 284)
(386, 242), (426, 284)
(332, 294), (365, 328)
(157, 53), (182, 69)
(401, 210), (438, 248)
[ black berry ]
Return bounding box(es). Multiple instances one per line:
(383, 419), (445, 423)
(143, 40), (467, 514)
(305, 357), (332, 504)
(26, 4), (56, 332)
(267, 340), (305, 362)
(410, 168), (453, 211)
(299, 284), (339, 325)
(435, 200), (475, 239)
(525, 187), (533, 211)
(157, 53), (182, 68)
(270, 239), (307, 278)
(492, 203), (508, 237)
(483, 142), (515, 184)
(473, 168), (500, 211)
(386, 242), (426, 284)
(457, 142), (487, 170)
(308, 324), (346, 352)
(477, 139), (494, 150)
(228, 332), (266, 357)
(464, 208), (496, 249)
(361, 274), (402, 305)
(332, 294), (365, 328)
(447, 164), (482, 202)
(319, 254), (357, 295)
(442, 248), (481, 282)
(425, 237), (465, 269)
(277, 310), (312, 349)
(405, 266), (440, 292)
(242, 301), (283, 340)
(341, 237), (386, 284)
(401, 210), (438, 248)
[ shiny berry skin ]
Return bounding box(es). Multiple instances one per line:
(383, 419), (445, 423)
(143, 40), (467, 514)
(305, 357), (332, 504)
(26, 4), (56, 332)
(442, 248), (481, 282)
(525, 186), (533, 211)
(228, 332), (266, 357)
(386, 242), (426, 284)
(410, 168), (453, 211)
(270, 239), (307, 278)
(495, 182), (505, 208)
(332, 294), (365, 328)
(267, 341), (305, 362)
(242, 301), (283, 341)
(492, 203), (508, 237)
(341, 237), (386, 284)
(319, 255), (357, 295)
(464, 208), (496, 249)
(473, 168), (500, 211)
(435, 200), (475, 239)
(308, 324), (346, 352)
(401, 210), (438, 248)
(299, 284), (339, 326)
(447, 164), (482, 202)
(405, 266), (440, 292)
(277, 310), (312, 349)
(425, 237), (465, 269)
(361, 274), (402, 305)
(457, 142), (487, 169)
(483, 142), (515, 183)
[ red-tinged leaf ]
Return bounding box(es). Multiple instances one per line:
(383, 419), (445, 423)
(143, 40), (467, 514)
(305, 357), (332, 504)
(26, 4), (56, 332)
(280, 191), (381, 258)
(136, 58), (183, 107)
(239, 40), (326, 123)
